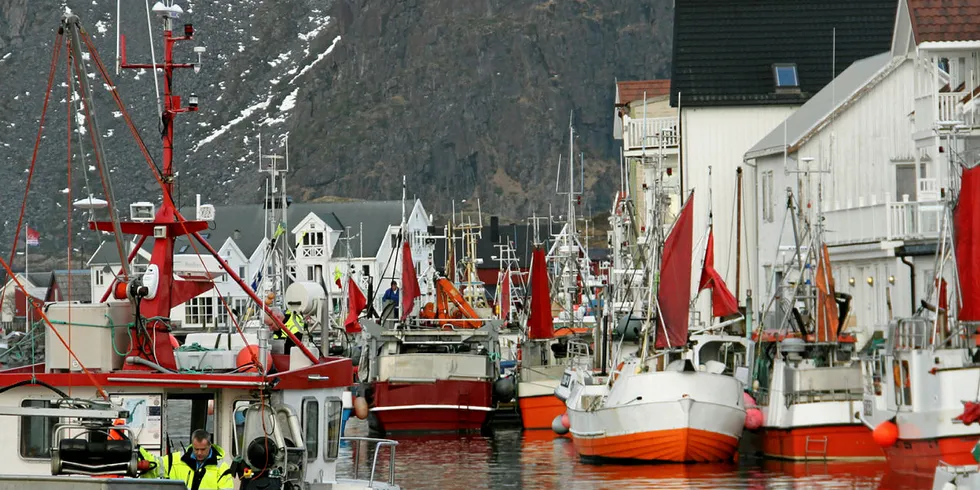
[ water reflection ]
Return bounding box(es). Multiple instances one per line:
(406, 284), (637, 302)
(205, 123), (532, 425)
(341, 420), (906, 489)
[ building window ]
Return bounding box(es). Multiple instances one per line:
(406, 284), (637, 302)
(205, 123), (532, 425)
(185, 296), (227, 327)
(302, 397), (319, 461)
(302, 231), (324, 246)
(762, 171), (774, 223)
(390, 232), (399, 249)
(239, 266), (246, 279)
(20, 399), (56, 459)
(94, 271), (104, 287)
(773, 64), (799, 88)
(362, 265), (370, 277)
(232, 298), (250, 321)
(324, 397), (342, 461)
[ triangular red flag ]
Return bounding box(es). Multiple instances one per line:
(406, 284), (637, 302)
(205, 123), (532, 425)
(500, 269), (511, 320)
(401, 240), (420, 320)
(344, 277), (367, 333)
(697, 230), (740, 318)
(656, 196), (695, 349)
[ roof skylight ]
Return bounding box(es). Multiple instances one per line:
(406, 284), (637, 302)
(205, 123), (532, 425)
(774, 64), (799, 88)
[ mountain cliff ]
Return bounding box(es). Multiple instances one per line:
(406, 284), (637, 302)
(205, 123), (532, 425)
(0, 0), (671, 257)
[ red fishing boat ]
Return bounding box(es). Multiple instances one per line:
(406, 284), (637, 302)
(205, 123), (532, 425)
(358, 241), (502, 433)
(0, 6), (397, 488)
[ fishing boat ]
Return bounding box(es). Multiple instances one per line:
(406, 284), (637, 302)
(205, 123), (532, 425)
(860, 135), (980, 478)
(357, 237), (503, 434)
(0, 6), (399, 488)
(515, 120), (599, 431)
(563, 193), (751, 463)
(750, 188), (882, 461)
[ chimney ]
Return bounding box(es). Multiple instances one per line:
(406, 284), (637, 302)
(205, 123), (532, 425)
(490, 216), (500, 243)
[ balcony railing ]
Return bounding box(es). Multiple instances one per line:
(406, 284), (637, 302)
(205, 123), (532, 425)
(623, 116), (678, 151)
(915, 91), (976, 136)
(822, 196), (943, 245)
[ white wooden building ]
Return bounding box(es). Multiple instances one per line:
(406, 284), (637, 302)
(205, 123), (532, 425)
(669, 0), (898, 324)
(742, 0), (980, 334)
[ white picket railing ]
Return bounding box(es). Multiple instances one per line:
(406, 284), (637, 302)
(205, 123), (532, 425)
(624, 116), (678, 150)
(823, 197), (943, 246)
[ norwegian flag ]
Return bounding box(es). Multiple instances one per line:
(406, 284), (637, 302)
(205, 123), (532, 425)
(26, 227), (39, 247)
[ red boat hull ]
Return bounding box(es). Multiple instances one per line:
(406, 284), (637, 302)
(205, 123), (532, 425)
(760, 424), (885, 460)
(518, 394), (566, 430)
(882, 436), (978, 477)
(370, 379), (493, 432)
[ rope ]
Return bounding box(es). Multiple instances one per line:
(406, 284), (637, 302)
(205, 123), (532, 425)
(0, 256), (109, 399)
(0, 31), (63, 316)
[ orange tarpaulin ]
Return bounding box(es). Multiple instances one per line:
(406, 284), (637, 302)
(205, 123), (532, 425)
(814, 244), (840, 342)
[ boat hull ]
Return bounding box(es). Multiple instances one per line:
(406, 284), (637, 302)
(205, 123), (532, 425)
(760, 424), (884, 461)
(567, 372), (745, 463)
(518, 392), (565, 430)
(573, 425), (740, 463)
(370, 379), (493, 433)
(883, 436), (979, 478)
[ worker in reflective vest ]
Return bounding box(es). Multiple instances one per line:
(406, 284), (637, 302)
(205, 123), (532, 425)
(275, 310), (305, 351)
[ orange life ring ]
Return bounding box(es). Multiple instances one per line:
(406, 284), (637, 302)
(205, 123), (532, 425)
(893, 364), (910, 388)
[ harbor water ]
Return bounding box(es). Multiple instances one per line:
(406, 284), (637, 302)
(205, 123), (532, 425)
(338, 419), (931, 490)
(170, 407), (926, 489)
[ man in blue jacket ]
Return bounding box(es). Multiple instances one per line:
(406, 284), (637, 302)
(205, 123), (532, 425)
(382, 281), (399, 318)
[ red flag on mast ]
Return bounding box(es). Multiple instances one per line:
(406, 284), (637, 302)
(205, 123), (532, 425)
(500, 269), (511, 321)
(697, 229), (740, 318)
(528, 247), (554, 339)
(401, 240), (420, 320)
(344, 277), (367, 333)
(955, 165), (980, 321)
(656, 195), (694, 349)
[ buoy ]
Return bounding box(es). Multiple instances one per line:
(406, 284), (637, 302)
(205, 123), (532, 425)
(551, 415), (569, 435)
(561, 413), (570, 429)
(169, 334), (180, 349)
(236, 345), (272, 373)
(742, 392), (757, 409)
(353, 397), (369, 420)
(873, 421), (899, 447)
(744, 408), (763, 430)
(942, 482), (957, 490)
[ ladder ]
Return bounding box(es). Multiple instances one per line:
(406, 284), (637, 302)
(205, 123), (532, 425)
(804, 435), (829, 460)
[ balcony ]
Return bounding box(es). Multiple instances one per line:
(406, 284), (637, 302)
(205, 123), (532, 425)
(623, 116), (679, 154)
(914, 91), (979, 142)
(822, 194), (943, 246)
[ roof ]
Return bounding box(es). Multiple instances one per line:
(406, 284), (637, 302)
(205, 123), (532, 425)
(670, 0), (897, 107)
(87, 240), (150, 269)
(51, 270), (92, 302)
(176, 200), (408, 259)
(27, 272), (53, 288)
(745, 51), (896, 159)
(616, 80), (671, 105)
(908, 0), (980, 43)
(85, 201), (411, 266)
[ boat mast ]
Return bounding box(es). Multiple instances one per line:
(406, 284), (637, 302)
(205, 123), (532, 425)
(258, 134), (290, 312)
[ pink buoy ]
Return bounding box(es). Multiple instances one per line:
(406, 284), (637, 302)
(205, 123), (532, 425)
(743, 391), (757, 409)
(744, 408), (763, 430)
(560, 413), (570, 429)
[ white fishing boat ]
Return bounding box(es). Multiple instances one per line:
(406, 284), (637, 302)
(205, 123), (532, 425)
(562, 193), (750, 463)
(861, 133), (980, 479)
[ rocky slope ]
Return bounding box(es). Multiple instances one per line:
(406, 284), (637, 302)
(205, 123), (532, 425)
(0, 0), (671, 258)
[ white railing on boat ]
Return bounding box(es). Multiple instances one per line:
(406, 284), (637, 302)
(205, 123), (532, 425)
(822, 196), (943, 246)
(623, 116), (679, 151)
(344, 436), (398, 487)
